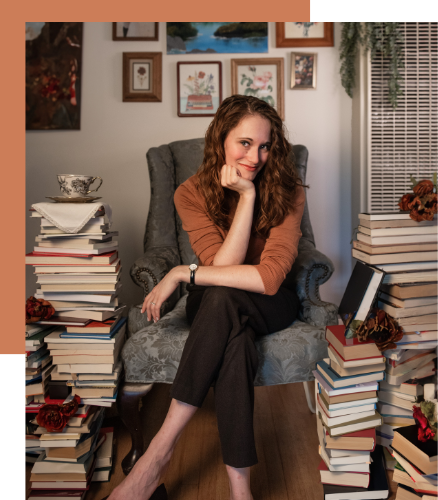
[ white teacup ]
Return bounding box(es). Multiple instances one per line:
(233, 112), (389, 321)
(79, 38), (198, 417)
(57, 175), (103, 198)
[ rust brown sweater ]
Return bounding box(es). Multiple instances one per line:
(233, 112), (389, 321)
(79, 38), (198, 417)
(174, 175), (305, 295)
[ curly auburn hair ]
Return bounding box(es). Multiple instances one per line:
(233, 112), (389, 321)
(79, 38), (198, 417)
(196, 95), (307, 238)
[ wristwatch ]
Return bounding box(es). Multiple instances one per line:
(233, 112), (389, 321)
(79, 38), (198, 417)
(189, 264), (198, 285)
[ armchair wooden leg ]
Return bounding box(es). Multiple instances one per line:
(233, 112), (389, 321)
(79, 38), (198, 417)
(303, 381), (316, 414)
(117, 381), (154, 475)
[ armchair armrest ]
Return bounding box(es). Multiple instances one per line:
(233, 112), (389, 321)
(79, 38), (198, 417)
(130, 245), (181, 319)
(289, 238), (339, 327)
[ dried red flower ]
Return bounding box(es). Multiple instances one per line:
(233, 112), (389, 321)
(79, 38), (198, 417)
(60, 395), (81, 417)
(418, 426), (435, 442)
(413, 179), (434, 197)
(413, 406), (429, 429)
(26, 296), (55, 324)
(356, 308), (403, 351)
(36, 405), (68, 432)
(398, 193), (414, 211)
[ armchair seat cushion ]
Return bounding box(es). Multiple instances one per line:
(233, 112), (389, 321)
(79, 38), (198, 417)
(122, 295), (329, 387)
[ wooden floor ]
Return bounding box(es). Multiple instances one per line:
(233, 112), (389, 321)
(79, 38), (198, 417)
(27, 383), (398, 499)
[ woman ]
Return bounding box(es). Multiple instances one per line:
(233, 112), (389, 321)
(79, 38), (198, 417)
(109, 95), (306, 500)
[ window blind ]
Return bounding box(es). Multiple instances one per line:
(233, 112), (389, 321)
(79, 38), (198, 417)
(368, 22), (437, 212)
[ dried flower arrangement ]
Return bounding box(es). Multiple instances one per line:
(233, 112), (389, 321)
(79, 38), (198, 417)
(399, 175), (437, 222)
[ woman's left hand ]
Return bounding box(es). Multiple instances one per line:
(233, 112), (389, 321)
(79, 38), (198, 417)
(141, 266), (184, 322)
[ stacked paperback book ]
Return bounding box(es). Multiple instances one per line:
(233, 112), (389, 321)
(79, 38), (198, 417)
(28, 408), (107, 498)
(25, 204), (125, 407)
(314, 326), (390, 499)
(390, 423), (437, 499)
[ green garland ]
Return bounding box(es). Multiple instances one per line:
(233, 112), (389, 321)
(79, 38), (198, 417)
(339, 22), (404, 109)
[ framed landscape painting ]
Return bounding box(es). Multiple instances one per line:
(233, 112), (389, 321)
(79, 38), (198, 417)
(177, 62), (222, 117)
(26, 22), (83, 130)
(123, 52), (162, 102)
(167, 23), (268, 54)
(113, 22), (158, 41)
(276, 22), (334, 47)
(231, 58), (284, 120)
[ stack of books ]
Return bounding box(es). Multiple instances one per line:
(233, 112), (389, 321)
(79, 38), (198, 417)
(28, 407), (105, 499)
(25, 205), (126, 403)
(314, 325), (389, 499)
(376, 349), (437, 448)
(26, 324), (57, 406)
(352, 212), (437, 348)
(92, 427), (115, 483)
(45, 318), (126, 407)
(391, 424), (438, 499)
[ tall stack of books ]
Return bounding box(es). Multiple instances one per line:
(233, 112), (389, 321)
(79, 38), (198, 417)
(352, 212), (437, 348)
(351, 211), (437, 451)
(28, 406), (105, 499)
(46, 318), (127, 407)
(25, 205), (125, 402)
(391, 423), (438, 499)
(314, 325), (390, 499)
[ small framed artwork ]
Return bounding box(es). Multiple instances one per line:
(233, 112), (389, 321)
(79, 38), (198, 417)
(276, 22), (334, 47)
(177, 61), (222, 117)
(231, 58), (284, 120)
(291, 52), (317, 90)
(113, 22), (159, 41)
(123, 52), (162, 102)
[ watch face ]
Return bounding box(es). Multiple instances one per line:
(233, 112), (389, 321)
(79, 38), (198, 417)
(189, 264), (197, 271)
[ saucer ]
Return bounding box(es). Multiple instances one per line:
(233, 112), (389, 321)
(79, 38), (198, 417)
(46, 196), (102, 203)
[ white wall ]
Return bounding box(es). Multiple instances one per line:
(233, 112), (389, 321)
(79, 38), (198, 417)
(26, 22), (353, 308)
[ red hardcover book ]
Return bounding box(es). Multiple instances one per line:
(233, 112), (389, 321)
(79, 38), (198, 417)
(26, 251), (118, 265)
(326, 325), (381, 360)
(328, 343), (385, 363)
(65, 317), (121, 334)
(318, 459), (370, 488)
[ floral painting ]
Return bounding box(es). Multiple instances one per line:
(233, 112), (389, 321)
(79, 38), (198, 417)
(132, 63), (150, 90)
(239, 66), (275, 107)
(285, 22), (324, 38)
(177, 62), (222, 117)
(291, 53), (317, 89)
(26, 22), (83, 130)
(167, 23), (268, 54)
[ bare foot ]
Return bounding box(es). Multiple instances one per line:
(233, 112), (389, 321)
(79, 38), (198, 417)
(108, 441), (173, 500)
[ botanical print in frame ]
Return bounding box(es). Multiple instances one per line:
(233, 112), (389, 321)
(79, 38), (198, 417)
(276, 22), (334, 47)
(291, 52), (317, 90)
(231, 58), (284, 120)
(167, 23), (268, 54)
(113, 22), (158, 41)
(123, 52), (162, 102)
(177, 62), (222, 117)
(26, 22), (83, 130)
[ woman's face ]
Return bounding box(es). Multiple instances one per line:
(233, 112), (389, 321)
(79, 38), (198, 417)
(223, 114), (271, 181)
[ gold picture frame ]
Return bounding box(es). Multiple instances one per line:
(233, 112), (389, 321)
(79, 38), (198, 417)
(123, 52), (162, 102)
(290, 52), (317, 90)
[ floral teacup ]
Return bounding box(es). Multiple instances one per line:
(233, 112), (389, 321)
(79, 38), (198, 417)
(57, 175), (103, 198)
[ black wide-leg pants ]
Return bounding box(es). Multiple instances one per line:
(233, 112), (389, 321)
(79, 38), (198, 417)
(169, 284), (300, 468)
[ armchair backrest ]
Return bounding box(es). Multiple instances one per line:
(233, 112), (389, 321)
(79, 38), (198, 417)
(144, 138), (315, 280)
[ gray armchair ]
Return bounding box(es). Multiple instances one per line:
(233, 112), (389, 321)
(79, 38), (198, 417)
(118, 138), (338, 475)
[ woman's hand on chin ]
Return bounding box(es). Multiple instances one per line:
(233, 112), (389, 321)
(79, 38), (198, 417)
(220, 164), (256, 198)
(141, 266), (185, 323)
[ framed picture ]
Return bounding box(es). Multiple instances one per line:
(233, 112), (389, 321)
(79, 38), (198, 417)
(177, 62), (222, 117)
(167, 23), (268, 54)
(276, 22), (334, 47)
(26, 22), (83, 130)
(231, 58), (284, 120)
(291, 52), (317, 90)
(113, 22), (158, 41)
(123, 52), (162, 102)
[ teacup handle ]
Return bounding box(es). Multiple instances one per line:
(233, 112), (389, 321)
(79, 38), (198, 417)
(86, 176), (103, 194)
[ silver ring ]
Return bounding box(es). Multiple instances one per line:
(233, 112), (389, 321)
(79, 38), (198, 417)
(151, 302), (156, 306)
